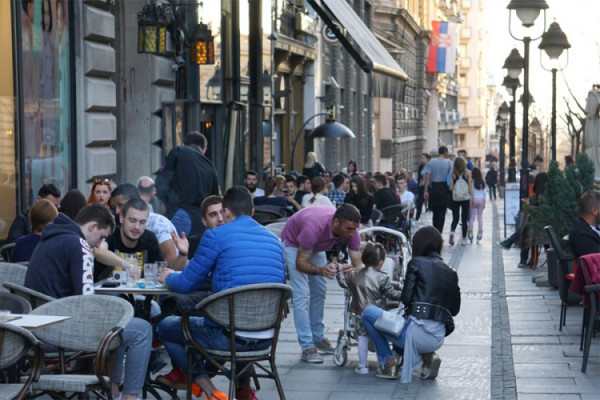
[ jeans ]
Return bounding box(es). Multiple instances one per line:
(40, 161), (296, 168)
(450, 200), (470, 239)
(488, 184), (497, 200)
(361, 305), (409, 366)
(112, 317), (152, 395)
(283, 246), (328, 351)
(431, 206), (447, 234)
(415, 186), (426, 220)
(171, 209), (192, 236)
(156, 316), (271, 380)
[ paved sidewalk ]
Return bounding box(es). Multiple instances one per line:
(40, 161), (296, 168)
(145, 199), (598, 399)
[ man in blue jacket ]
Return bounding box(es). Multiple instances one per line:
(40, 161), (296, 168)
(156, 186), (285, 400)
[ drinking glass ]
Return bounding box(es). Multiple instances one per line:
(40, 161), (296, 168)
(144, 263), (158, 289)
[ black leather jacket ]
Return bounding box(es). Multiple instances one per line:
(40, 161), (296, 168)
(401, 253), (461, 335)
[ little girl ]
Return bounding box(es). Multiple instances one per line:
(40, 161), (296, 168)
(468, 167), (486, 243)
(337, 242), (402, 375)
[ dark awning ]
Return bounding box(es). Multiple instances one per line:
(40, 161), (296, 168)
(307, 0), (408, 100)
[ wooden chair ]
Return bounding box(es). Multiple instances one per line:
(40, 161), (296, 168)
(29, 295), (134, 399)
(577, 254), (600, 373)
(182, 283), (292, 400)
(0, 322), (44, 400)
(3, 283), (54, 310)
(0, 263), (28, 294)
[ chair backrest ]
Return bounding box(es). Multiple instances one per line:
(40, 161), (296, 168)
(370, 208), (383, 226)
(544, 225), (572, 260)
(253, 206), (288, 225)
(264, 221), (287, 238)
(3, 282), (55, 309)
(0, 243), (16, 262)
(379, 204), (404, 226)
(0, 262), (28, 293)
(196, 283), (292, 332)
(30, 295), (134, 352)
(0, 292), (32, 314)
(0, 322), (41, 370)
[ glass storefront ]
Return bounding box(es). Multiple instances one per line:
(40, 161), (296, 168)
(20, 0), (73, 206)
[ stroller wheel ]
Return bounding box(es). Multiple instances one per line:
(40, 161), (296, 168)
(334, 329), (348, 367)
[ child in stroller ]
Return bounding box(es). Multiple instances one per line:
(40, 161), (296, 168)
(335, 242), (402, 374)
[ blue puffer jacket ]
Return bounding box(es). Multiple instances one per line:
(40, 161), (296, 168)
(166, 215), (285, 293)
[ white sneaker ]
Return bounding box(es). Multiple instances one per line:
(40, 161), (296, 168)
(355, 365), (369, 375)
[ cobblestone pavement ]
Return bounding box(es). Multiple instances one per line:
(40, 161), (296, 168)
(41, 199), (600, 399)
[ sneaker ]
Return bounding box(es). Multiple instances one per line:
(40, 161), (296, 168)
(467, 231), (473, 243)
(315, 338), (335, 354)
(449, 233), (455, 246)
(461, 238), (467, 245)
(375, 363), (398, 380)
(208, 391), (228, 400)
(518, 263), (529, 268)
(477, 231), (482, 242)
(155, 367), (202, 396)
(355, 365), (369, 375)
(301, 348), (324, 363)
(420, 352), (441, 380)
(498, 239), (512, 250)
(235, 385), (258, 400)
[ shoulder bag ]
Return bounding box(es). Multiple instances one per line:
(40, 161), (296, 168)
(374, 306), (406, 337)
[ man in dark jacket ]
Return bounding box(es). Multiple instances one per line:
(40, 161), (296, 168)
(25, 204), (152, 400)
(6, 183), (60, 244)
(155, 132), (220, 237)
(569, 190), (600, 258)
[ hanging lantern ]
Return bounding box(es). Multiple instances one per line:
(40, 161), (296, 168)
(190, 22), (215, 65)
(137, 3), (168, 54)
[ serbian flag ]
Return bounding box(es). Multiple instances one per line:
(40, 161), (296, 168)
(427, 21), (457, 74)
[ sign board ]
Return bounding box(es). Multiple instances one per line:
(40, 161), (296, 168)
(504, 183), (520, 226)
(322, 21), (343, 46)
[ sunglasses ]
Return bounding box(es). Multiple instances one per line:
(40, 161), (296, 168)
(94, 178), (111, 185)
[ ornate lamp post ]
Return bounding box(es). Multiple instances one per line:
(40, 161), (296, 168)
(507, 0), (548, 202)
(539, 21), (570, 161)
(502, 74), (521, 183)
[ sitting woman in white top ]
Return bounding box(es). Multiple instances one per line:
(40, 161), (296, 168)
(302, 176), (334, 208)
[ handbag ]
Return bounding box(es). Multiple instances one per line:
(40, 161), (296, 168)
(374, 307), (405, 337)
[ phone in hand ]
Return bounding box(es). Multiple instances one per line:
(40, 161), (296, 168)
(283, 189), (289, 197)
(101, 281), (120, 288)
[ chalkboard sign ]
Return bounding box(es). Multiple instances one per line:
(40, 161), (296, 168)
(504, 183), (520, 226)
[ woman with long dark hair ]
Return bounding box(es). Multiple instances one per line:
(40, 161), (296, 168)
(361, 226), (461, 381)
(468, 168), (486, 243)
(344, 176), (374, 224)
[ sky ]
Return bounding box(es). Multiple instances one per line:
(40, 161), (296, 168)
(483, 0), (600, 146)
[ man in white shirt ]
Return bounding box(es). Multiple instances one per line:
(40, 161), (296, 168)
(396, 176), (415, 205)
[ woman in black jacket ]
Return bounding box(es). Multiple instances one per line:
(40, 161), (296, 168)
(361, 226), (461, 382)
(485, 163), (498, 200)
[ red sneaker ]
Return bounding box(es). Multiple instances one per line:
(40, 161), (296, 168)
(155, 366), (202, 396)
(235, 385), (258, 400)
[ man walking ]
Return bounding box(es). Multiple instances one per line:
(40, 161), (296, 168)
(424, 146), (453, 234)
(156, 132), (220, 237)
(281, 204), (363, 363)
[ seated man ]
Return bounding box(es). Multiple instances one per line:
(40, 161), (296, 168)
(6, 183), (60, 244)
(569, 190), (600, 258)
(25, 204), (151, 400)
(156, 187), (285, 400)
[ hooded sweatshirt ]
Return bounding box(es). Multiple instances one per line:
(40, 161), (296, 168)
(25, 213), (95, 298)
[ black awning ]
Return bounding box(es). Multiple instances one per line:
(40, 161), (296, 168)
(307, 0), (408, 99)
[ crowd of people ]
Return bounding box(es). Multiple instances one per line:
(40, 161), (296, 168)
(5, 131), (598, 399)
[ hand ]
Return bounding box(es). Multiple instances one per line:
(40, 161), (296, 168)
(424, 192), (429, 201)
(321, 262), (337, 279)
(123, 262), (139, 280)
(171, 230), (189, 257)
(285, 193), (295, 203)
(96, 239), (109, 250)
(158, 267), (174, 284)
(341, 263), (354, 273)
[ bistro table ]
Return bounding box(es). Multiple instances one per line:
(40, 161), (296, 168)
(4, 314), (70, 330)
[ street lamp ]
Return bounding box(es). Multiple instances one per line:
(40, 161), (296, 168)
(539, 21), (570, 161)
(189, 22), (215, 65)
(502, 75), (521, 183)
(497, 102), (509, 186)
(290, 106), (354, 170)
(137, 2), (169, 55)
(507, 0), (548, 202)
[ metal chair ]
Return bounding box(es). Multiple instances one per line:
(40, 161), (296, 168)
(0, 322), (44, 400)
(577, 254), (600, 373)
(544, 226), (580, 330)
(0, 293), (32, 314)
(369, 208), (383, 226)
(0, 243), (16, 262)
(3, 283), (54, 310)
(264, 221), (287, 238)
(29, 295), (134, 399)
(0, 263), (28, 294)
(182, 283), (292, 400)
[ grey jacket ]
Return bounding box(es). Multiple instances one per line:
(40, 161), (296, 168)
(337, 266), (402, 315)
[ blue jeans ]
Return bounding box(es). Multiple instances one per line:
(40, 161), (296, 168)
(361, 305), (410, 367)
(171, 209), (192, 236)
(156, 316), (271, 380)
(283, 246), (328, 351)
(112, 317), (152, 395)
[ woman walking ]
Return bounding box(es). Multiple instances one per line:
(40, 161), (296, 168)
(468, 168), (486, 244)
(302, 152), (325, 180)
(449, 157), (473, 246)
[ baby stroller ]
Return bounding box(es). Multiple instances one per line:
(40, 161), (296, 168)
(333, 227), (409, 367)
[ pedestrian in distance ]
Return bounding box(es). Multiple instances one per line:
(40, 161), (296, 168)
(485, 162), (498, 201)
(449, 157), (473, 246)
(336, 241), (402, 375)
(468, 167), (486, 244)
(302, 151), (325, 180)
(423, 146), (453, 234)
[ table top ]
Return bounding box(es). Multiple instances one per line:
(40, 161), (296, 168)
(94, 282), (171, 296)
(5, 314), (70, 330)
